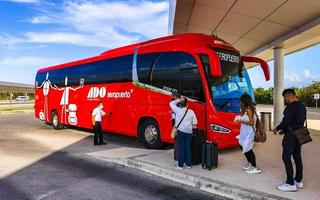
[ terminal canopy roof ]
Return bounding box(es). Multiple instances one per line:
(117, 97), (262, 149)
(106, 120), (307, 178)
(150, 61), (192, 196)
(170, 0), (320, 66)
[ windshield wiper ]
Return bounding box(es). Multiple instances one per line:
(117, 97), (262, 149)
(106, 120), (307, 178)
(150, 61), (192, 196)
(219, 98), (232, 109)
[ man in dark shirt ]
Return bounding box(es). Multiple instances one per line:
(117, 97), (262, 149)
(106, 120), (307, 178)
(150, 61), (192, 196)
(272, 89), (306, 192)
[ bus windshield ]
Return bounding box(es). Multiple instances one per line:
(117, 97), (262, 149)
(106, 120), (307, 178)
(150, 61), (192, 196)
(200, 49), (254, 113)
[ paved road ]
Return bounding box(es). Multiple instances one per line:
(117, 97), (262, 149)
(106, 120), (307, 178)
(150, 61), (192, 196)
(0, 101), (34, 105)
(0, 103), (33, 112)
(0, 113), (228, 200)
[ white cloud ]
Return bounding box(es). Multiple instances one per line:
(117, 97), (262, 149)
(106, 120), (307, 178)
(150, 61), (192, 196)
(62, 1), (169, 39)
(29, 15), (53, 24)
(4, 0), (169, 49)
(284, 72), (302, 82)
(4, 0), (39, 3)
(23, 31), (138, 48)
(0, 56), (66, 67)
(0, 56), (70, 84)
(303, 69), (317, 79)
(304, 69), (311, 78)
(25, 32), (88, 44)
(0, 34), (24, 46)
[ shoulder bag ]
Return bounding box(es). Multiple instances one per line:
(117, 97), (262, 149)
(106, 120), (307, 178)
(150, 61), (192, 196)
(171, 109), (188, 139)
(291, 120), (312, 145)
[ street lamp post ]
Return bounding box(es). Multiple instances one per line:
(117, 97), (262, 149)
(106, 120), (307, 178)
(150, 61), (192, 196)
(314, 94), (319, 109)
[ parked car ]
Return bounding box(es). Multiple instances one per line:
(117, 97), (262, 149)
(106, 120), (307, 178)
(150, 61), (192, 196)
(15, 96), (29, 101)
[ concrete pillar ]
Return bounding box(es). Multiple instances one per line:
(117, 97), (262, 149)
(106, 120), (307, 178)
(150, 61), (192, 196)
(273, 47), (284, 128)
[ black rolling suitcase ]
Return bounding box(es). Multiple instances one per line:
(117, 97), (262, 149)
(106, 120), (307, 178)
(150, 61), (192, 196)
(191, 129), (204, 165)
(201, 142), (218, 170)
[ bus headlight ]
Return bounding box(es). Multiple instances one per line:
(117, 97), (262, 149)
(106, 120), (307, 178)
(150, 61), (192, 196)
(210, 124), (231, 134)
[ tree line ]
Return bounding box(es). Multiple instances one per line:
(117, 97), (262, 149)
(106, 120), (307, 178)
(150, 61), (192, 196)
(254, 81), (320, 107)
(0, 92), (34, 100)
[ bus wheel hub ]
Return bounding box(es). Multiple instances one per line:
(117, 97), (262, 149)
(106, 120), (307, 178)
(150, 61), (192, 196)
(145, 125), (158, 144)
(53, 115), (58, 126)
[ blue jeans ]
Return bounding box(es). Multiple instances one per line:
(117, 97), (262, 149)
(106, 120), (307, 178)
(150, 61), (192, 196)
(177, 130), (192, 167)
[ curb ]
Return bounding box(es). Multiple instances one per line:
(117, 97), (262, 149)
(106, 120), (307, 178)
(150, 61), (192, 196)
(93, 156), (290, 200)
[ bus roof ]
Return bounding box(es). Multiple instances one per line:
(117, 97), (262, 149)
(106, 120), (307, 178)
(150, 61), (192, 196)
(37, 33), (237, 73)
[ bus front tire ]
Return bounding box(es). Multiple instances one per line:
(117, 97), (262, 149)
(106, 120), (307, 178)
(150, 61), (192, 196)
(51, 111), (64, 130)
(140, 119), (164, 149)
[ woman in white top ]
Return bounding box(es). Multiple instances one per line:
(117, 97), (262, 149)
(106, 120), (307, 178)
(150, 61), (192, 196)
(234, 94), (261, 174)
(170, 96), (197, 170)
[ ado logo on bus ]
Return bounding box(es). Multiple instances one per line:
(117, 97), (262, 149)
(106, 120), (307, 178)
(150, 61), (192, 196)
(87, 87), (133, 100)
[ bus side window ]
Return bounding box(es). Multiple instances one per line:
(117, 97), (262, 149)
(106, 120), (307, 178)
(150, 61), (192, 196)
(151, 52), (205, 102)
(35, 72), (46, 87)
(151, 52), (181, 93)
(137, 53), (161, 84)
(178, 53), (205, 102)
(47, 54), (134, 87)
(86, 55), (133, 84)
(50, 69), (67, 87)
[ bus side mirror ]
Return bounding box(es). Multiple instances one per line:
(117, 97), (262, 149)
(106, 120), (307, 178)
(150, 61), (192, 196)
(242, 56), (270, 81)
(196, 48), (221, 77)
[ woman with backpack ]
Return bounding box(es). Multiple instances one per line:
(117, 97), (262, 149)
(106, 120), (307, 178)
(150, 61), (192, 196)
(234, 93), (261, 174)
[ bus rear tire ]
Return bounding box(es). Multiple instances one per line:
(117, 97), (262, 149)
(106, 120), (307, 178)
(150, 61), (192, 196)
(140, 119), (164, 149)
(51, 111), (64, 130)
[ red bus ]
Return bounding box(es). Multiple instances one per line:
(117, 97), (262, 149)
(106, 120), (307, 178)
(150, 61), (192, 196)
(34, 33), (270, 149)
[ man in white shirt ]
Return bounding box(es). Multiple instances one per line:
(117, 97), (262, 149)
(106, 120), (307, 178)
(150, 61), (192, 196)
(170, 97), (197, 169)
(92, 102), (106, 145)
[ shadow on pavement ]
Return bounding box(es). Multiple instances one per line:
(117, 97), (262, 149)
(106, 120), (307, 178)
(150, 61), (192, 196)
(0, 129), (221, 200)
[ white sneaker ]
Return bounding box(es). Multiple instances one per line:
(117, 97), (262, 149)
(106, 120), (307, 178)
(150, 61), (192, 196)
(186, 166), (192, 169)
(245, 166), (261, 174)
(277, 183), (297, 192)
(294, 180), (304, 189)
(176, 165), (184, 170)
(243, 162), (252, 170)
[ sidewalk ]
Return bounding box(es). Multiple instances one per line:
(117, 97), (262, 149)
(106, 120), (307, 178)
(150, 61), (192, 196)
(89, 129), (320, 200)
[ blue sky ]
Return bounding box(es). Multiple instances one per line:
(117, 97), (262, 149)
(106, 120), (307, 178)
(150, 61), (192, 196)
(0, 0), (169, 84)
(0, 0), (319, 89)
(248, 44), (320, 89)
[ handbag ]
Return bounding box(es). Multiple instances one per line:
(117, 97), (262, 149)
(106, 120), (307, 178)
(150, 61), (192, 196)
(291, 120), (312, 145)
(252, 113), (267, 143)
(171, 109), (188, 139)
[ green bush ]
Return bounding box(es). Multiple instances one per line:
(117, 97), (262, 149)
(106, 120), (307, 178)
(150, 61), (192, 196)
(254, 87), (273, 104)
(298, 81), (320, 107)
(254, 81), (320, 107)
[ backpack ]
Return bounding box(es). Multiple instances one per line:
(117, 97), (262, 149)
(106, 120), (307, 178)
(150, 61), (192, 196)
(253, 113), (267, 143)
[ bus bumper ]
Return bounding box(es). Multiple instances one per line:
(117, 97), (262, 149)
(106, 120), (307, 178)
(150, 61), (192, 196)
(207, 129), (240, 149)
